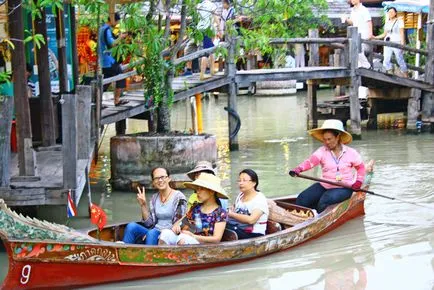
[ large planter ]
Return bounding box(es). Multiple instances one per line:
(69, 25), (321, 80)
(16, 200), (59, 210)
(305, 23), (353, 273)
(110, 133), (217, 190)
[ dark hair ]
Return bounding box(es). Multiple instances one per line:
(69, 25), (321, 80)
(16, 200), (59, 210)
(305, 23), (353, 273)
(322, 129), (340, 137)
(223, 0), (232, 5)
(108, 12), (121, 22)
(150, 167), (170, 179)
(239, 169), (259, 191)
(386, 7), (397, 14)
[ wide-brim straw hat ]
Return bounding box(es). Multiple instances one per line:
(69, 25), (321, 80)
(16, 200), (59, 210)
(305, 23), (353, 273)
(186, 161), (216, 180)
(184, 173), (229, 199)
(308, 119), (353, 144)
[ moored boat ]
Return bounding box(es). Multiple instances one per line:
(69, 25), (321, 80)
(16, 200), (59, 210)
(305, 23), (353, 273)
(0, 191), (366, 289)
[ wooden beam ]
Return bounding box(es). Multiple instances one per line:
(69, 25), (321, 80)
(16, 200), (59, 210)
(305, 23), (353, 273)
(174, 76), (231, 101)
(348, 26), (362, 137)
(357, 68), (434, 92)
(62, 94), (77, 190)
(270, 37), (348, 45)
(362, 39), (428, 56)
(235, 67), (350, 83)
(76, 86), (92, 159)
(34, 6), (56, 147)
(102, 70), (137, 85)
(173, 42), (229, 65)
(0, 96), (13, 187)
(8, 0), (37, 176)
(308, 30), (319, 67)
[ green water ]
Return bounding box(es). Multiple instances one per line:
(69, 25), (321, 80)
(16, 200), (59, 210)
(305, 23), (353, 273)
(1, 90), (434, 289)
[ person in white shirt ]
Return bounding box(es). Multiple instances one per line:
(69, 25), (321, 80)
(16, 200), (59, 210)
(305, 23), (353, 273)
(196, 0), (219, 80)
(344, 0), (372, 60)
(227, 169), (269, 239)
(372, 7), (408, 78)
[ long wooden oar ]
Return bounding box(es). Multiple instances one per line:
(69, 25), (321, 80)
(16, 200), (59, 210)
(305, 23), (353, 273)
(292, 173), (433, 209)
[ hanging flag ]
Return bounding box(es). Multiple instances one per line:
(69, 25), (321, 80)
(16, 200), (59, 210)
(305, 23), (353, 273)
(67, 189), (78, 218)
(90, 203), (107, 231)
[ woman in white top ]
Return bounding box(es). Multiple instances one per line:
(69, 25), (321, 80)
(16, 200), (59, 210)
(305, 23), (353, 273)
(228, 169), (269, 239)
(372, 7), (408, 77)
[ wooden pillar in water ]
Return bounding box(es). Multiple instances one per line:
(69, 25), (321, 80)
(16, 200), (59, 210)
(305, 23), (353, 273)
(62, 94), (77, 190)
(307, 29), (319, 129)
(226, 38), (239, 151)
(0, 96), (13, 187)
(8, 0), (37, 176)
(34, 6), (56, 147)
(424, 0), (434, 131)
(347, 26), (362, 138)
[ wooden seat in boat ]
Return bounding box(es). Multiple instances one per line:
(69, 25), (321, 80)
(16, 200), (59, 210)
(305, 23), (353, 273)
(265, 220), (282, 235)
(222, 228), (238, 241)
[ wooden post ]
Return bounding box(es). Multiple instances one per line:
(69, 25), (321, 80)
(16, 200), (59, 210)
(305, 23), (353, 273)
(334, 49), (346, 97)
(0, 96), (13, 187)
(115, 120), (126, 135)
(195, 93), (203, 134)
(348, 26), (362, 138)
(56, 6), (68, 93)
(190, 97), (198, 135)
(307, 29), (319, 129)
(62, 94), (77, 189)
(34, 7), (56, 147)
(9, 0), (37, 176)
(76, 86), (91, 159)
(406, 89), (422, 131)
(70, 5), (79, 92)
(226, 37), (239, 151)
(307, 80), (318, 129)
(90, 81), (98, 141)
(423, 0), (434, 131)
(308, 29), (319, 67)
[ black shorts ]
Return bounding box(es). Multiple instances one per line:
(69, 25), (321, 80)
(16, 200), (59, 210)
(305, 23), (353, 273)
(102, 62), (126, 91)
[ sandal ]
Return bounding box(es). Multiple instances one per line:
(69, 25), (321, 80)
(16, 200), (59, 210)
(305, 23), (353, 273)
(114, 99), (129, 106)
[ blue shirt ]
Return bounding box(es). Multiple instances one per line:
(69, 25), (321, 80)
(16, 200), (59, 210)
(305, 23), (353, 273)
(98, 23), (116, 68)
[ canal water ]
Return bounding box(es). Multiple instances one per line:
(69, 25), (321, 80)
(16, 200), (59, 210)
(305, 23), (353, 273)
(1, 90), (434, 289)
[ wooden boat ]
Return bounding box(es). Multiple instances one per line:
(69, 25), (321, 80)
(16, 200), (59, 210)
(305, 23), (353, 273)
(0, 191), (366, 289)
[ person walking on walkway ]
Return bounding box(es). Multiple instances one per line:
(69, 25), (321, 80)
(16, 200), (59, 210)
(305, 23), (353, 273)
(289, 120), (366, 213)
(344, 0), (372, 66)
(372, 7), (408, 78)
(98, 12), (128, 106)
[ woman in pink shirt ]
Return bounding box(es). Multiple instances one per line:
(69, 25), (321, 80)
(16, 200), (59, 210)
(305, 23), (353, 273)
(289, 120), (366, 213)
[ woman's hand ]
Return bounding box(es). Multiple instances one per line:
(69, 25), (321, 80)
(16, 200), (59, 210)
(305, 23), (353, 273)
(228, 206), (235, 218)
(136, 186), (147, 207)
(172, 224), (181, 234)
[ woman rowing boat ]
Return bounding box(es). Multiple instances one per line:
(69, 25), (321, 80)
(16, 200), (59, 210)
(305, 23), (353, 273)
(289, 119), (366, 213)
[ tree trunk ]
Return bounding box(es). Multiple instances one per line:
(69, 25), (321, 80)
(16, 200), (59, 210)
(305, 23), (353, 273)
(157, 69), (173, 133)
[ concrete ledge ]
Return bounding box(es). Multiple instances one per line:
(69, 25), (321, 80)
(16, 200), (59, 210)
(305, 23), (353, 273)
(110, 133), (217, 190)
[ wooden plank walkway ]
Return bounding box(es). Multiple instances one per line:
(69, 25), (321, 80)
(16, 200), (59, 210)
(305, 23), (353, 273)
(358, 68), (434, 92)
(101, 73), (228, 125)
(100, 67), (352, 125)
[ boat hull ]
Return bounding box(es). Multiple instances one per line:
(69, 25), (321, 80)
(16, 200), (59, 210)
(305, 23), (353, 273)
(1, 192), (365, 289)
